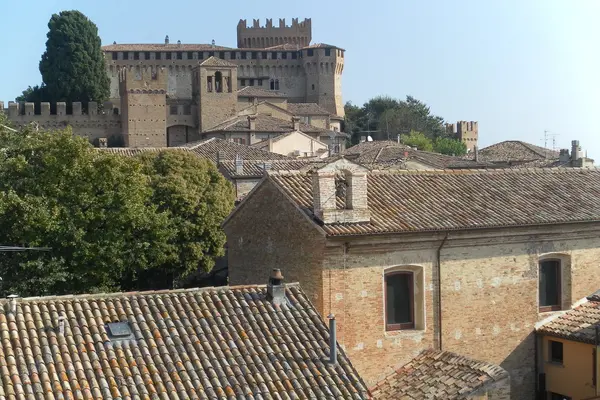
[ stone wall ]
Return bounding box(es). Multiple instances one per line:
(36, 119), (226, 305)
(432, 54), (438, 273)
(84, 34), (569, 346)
(236, 18), (312, 48)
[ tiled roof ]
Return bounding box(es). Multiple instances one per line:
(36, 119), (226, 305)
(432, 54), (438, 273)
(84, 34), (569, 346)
(219, 160), (314, 178)
(200, 56), (238, 68)
(287, 103), (331, 116)
(204, 115), (329, 134)
(537, 299), (600, 344)
(98, 147), (194, 156)
(268, 167), (600, 236)
(102, 43), (232, 51)
(370, 350), (508, 399)
(341, 141), (495, 169)
(474, 140), (560, 163)
(303, 43), (345, 51)
(237, 87), (287, 98)
(264, 44), (303, 51)
(182, 138), (293, 162)
(0, 284), (369, 399)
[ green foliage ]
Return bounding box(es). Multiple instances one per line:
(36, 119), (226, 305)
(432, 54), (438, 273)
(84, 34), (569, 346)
(400, 131), (434, 152)
(344, 95), (447, 144)
(18, 10), (110, 106)
(433, 137), (467, 156)
(0, 127), (235, 296)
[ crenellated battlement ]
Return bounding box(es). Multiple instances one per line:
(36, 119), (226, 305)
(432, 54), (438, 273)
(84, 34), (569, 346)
(237, 17), (312, 48)
(118, 65), (168, 95)
(5, 101), (120, 119)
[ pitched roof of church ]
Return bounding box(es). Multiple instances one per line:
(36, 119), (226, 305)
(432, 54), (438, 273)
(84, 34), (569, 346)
(0, 284), (369, 399)
(474, 140), (560, 163)
(237, 87), (287, 98)
(537, 293), (600, 344)
(204, 114), (330, 134)
(370, 350), (508, 399)
(219, 160), (314, 178)
(102, 43), (232, 51)
(265, 167), (600, 236)
(200, 56), (238, 68)
(287, 103), (331, 116)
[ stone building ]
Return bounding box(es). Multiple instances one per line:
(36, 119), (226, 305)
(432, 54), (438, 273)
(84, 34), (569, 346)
(2, 17), (345, 151)
(446, 120), (479, 153)
(223, 157), (600, 399)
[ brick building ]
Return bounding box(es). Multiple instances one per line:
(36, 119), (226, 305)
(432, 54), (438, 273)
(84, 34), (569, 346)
(223, 157), (600, 399)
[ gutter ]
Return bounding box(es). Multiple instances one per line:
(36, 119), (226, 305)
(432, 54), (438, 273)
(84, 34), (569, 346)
(436, 233), (449, 350)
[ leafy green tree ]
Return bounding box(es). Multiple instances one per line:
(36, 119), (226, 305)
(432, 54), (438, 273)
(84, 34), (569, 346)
(135, 151), (235, 289)
(433, 137), (467, 156)
(19, 10), (110, 107)
(0, 126), (174, 297)
(400, 130), (434, 152)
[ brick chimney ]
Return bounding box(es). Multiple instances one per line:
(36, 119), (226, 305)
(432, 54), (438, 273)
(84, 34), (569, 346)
(292, 116), (300, 131)
(247, 115), (256, 131)
(267, 268), (286, 306)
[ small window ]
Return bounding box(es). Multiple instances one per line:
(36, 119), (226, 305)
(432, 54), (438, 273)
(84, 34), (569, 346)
(133, 52), (139, 60)
(197, 52), (203, 60)
(282, 52), (287, 59)
(112, 52), (118, 60)
(251, 52), (257, 60)
(219, 51), (225, 59)
(540, 260), (561, 312)
(549, 340), (563, 364)
(270, 80), (275, 90)
(249, 79), (254, 86)
(292, 52), (297, 59)
(241, 52), (247, 60)
(145, 52), (151, 60)
(166, 52), (172, 60)
(187, 51), (194, 59)
(262, 52), (267, 59)
(177, 52), (182, 60)
(208, 51), (214, 57)
(312, 84), (315, 90)
(325, 48), (331, 56)
(123, 51), (129, 60)
(272, 52), (278, 59)
(307, 49), (314, 56)
(240, 79), (246, 87)
(170, 105), (178, 115)
(385, 272), (414, 330)
(155, 52), (162, 60)
(258, 79), (263, 86)
(274, 80), (279, 90)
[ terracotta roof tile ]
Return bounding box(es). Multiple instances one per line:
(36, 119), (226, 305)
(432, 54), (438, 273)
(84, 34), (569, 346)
(287, 103), (331, 116)
(237, 87), (287, 98)
(219, 160), (314, 178)
(102, 43), (232, 51)
(268, 167), (600, 236)
(0, 284), (369, 399)
(474, 140), (560, 163)
(370, 350), (508, 399)
(183, 138), (293, 161)
(537, 299), (600, 344)
(204, 114), (329, 134)
(200, 56), (238, 68)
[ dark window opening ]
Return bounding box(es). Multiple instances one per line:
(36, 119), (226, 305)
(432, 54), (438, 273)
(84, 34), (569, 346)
(183, 105), (191, 115)
(312, 84), (315, 90)
(177, 52), (182, 60)
(540, 260), (561, 312)
(282, 52), (287, 59)
(155, 52), (162, 60)
(270, 80), (275, 90)
(145, 52), (151, 60)
(240, 52), (246, 60)
(209, 51), (214, 57)
(123, 51), (129, 60)
(197, 52), (203, 60)
(187, 51), (194, 59)
(307, 49), (314, 56)
(274, 79), (279, 90)
(262, 52), (268, 59)
(133, 52), (139, 60)
(207, 76), (213, 92)
(215, 71), (223, 93)
(549, 340), (563, 364)
(325, 48), (331, 56)
(251, 52), (257, 60)
(240, 79), (246, 87)
(112, 52), (118, 60)
(385, 272), (414, 330)
(258, 79), (263, 86)
(170, 105), (178, 115)
(292, 52), (297, 59)
(249, 79), (254, 86)
(166, 52), (172, 60)
(219, 51), (225, 59)
(272, 52), (278, 59)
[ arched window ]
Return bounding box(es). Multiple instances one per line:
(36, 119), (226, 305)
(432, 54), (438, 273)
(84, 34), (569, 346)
(270, 79), (275, 90)
(334, 171), (351, 210)
(215, 71), (223, 93)
(274, 79), (280, 90)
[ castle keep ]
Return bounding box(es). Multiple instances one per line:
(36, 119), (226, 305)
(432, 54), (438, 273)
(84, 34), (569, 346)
(2, 18), (345, 149)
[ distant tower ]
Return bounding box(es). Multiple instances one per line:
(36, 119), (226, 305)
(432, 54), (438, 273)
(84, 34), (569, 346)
(118, 66), (168, 147)
(193, 57), (239, 132)
(446, 121), (478, 152)
(237, 18), (312, 48)
(304, 45), (345, 117)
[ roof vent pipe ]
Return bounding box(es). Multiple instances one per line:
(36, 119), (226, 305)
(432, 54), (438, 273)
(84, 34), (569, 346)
(328, 314), (337, 365)
(7, 294), (18, 314)
(58, 315), (66, 335)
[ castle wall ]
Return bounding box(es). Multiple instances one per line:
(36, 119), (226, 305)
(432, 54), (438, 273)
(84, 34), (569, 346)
(196, 65), (238, 132)
(236, 18), (312, 49)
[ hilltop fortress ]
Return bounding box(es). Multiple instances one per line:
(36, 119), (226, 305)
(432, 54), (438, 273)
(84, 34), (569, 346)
(2, 18), (350, 148)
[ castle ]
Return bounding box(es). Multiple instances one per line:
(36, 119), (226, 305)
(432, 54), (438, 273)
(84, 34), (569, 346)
(2, 18), (346, 149)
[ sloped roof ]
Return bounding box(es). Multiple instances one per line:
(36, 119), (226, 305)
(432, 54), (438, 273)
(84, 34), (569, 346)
(99, 147), (194, 156)
(264, 44), (303, 51)
(475, 140), (560, 163)
(0, 284), (369, 399)
(204, 114), (329, 134)
(237, 87), (287, 98)
(267, 167), (600, 236)
(250, 131), (328, 151)
(200, 56), (238, 68)
(303, 43), (345, 51)
(370, 350), (508, 399)
(181, 138), (293, 161)
(287, 103), (331, 116)
(537, 298), (600, 344)
(219, 160), (314, 178)
(102, 43), (232, 51)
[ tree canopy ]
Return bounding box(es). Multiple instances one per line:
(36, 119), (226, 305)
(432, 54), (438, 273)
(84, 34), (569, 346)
(0, 118), (235, 297)
(399, 130), (468, 156)
(17, 10), (110, 106)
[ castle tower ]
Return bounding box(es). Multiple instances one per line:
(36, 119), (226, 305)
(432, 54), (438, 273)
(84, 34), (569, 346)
(456, 121), (478, 153)
(118, 66), (168, 147)
(304, 45), (345, 117)
(237, 18), (312, 49)
(193, 57), (238, 132)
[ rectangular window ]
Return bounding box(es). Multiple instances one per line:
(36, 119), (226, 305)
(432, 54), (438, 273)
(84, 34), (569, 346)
(133, 52), (139, 60)
(282, 52), (287, 59)
(251, 52), (257, 60)
(187, 51), (194, 59)
(166, 52), (172, 60)
(170, 105), (178, 115)
(241, 52), (247, 60)
(540, 260), (561, 312)
(145, 52), (151, 60)
(197, 52), (203, 60)
(258, 79), (263, 86)
(385, 272), (414, 330)
(123, 51), (129, 60)
(292, 52), (297, 59)
(177, 52), (182, 60)
(156, 52), (162, 60)
(307, 49), (314, 56)
(240, 79), (246, 86)
(249, 79), (254, 86)
(325, 48), (331, 56)
(219, 51), (225, 59)
(262, 52), (268, 59)
(208, 51), (214, 57)
(549, 340), (564, 364)
(272, 52), (278, 59)
(112, 52), (118, 60)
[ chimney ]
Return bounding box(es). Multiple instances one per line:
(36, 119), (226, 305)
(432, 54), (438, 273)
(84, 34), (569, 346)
(247, 115), (256, 131)
(177, 40), (182, 47)
(559, 149), (570, 163)
(7, 294), (18, 314)
(58, 315), (66, 335)
(473, 146), (479, 162)
(292, 117), (300, 132)
(397, 134), (401, 144)
(235, 155), (244, 175)
(263, 161), (272, 172)
(571, 140), (582, 161)
(268, 138), (274, 152)
(266, 268), (286, 306)
(211, 39), (216, 48)
(98, 138), (108, 148)
(328, 314), (337, 365)
(217, 150), (224, 165)
(165, 35), (169, 44)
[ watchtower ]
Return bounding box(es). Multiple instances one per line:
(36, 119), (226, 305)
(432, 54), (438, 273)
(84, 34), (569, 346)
(237, 18), (312, 48)
(193, 57), (238, 132)
(118, 66), (168, 147)
(303, 45), (345, 117)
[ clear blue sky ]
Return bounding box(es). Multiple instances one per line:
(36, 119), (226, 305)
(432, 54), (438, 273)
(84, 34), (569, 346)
(2, 0), (599, 157)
